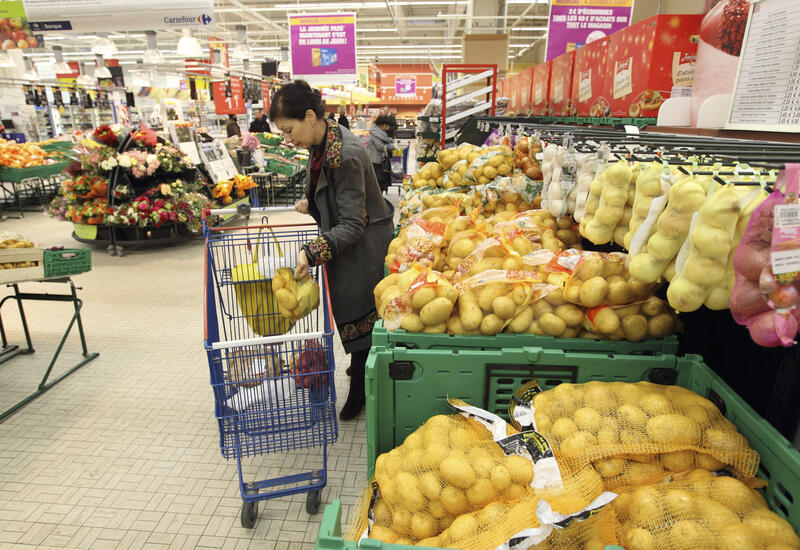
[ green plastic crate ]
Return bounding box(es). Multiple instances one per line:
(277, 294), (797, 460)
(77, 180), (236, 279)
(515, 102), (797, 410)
(371, 320), (679, 356)
(317, 350), (800, 550)
(43, 248), (91, 278)
(0, 161), (71, 183)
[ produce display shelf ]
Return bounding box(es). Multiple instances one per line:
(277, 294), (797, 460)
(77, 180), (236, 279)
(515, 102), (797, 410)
(43, 248), (91, 278)
(0, 161), (71, 183)
(316, 351), (800, 550)
(416, 156), (437, 163)
(371, 320), (679, 355)
(417, 130), (440, 139)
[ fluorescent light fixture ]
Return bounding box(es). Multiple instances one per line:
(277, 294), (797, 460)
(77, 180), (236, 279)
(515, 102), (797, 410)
(512, 27), (549, 31)
(144, 31), (165, 64)
(77, 62), (94, 86)
(232, 25), (252, 60)
(131, 62), (151, 87)
(91, 33), (118, 57)
(176, 28), (203, 58)
(358, 28), (398, 32)
(0, 52), (16, 68)
(52, 45), (72, 74)
(95, 54), (112, 79)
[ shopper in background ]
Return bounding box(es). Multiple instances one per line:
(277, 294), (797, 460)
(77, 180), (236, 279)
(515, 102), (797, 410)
(225, 114), (241, 138)
(270, 80), (394, 420)
(337, 106), (350, 129)
(386, 113), (398, 139)
(327, 112), (336, 121)
(367, 114), (394, 194)
(249, 109), (269, 133)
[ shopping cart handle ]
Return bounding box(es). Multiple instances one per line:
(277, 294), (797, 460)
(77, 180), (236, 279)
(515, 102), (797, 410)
(206, 206), (298, 217)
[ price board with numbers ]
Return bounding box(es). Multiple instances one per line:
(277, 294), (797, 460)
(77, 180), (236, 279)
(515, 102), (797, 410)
(212, 76), (246, 115)
(727, 0), (800, 132)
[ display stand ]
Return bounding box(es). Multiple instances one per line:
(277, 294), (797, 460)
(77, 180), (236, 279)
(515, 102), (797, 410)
(441, 64), (497, 147)
(0, 277), (99, 422)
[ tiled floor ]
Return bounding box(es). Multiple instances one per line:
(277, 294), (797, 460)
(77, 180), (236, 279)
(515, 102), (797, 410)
(0, 207), (378, 549)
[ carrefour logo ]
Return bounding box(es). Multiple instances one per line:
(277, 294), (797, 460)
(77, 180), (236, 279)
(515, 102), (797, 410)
(163, 14), (213, 25)
(199, 14), (212, 25)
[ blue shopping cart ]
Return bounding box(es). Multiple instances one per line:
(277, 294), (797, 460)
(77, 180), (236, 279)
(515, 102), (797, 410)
(203, 206), (338, 528)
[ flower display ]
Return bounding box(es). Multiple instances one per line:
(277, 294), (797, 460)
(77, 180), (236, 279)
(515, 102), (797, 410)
(155, 144), (194, 173)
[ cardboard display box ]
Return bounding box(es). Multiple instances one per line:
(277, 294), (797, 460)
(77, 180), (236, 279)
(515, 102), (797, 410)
(531, 61), (552, 116)
(571, 37), (610, 117)
(549, 51), (576, 117)
(604, 14), (703, 117)
(0, 247), (44, 283)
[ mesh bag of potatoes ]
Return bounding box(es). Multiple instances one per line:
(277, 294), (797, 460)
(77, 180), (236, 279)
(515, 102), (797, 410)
(442, 159), (469, 189)
(444, 224), (493, 274)
(510, 380), (760, 487)
(398, 188), (428, 222)
(612, 469), (800, 550)
(412, 161), (445, 189)
(473, 174), (544, 219)
(417, 186), (475, 214)
(450, 238), (535, 283)
(415, 204), (463, 229)
(450, 269), (557, 335)
(463, 146), (514, 186)
(385, 218), (447, 274)
(582, 298), (679, 342)
(493, 211), (577, 253)
(376, 266), (458, 334)
(544, 250), (656, 308)
(437, 143), (479, 171)
(347, 399), (620, 550)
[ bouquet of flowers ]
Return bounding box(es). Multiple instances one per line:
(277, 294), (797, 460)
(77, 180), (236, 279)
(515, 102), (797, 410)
(155, 144), (193, 173)
(118, 150), (160, 178)
(241, 132), (260, 152)
(66, 175), (109, 199)
(176, 192), (213, 232)
(68, 198), (112, 225)
(47, 195), (69, 221)
(92, 125), (122, 148)
(131, 125), (158, 147)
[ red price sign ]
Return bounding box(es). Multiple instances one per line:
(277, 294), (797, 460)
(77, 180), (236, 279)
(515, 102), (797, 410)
(212, 76), (245, 115)
(261, 81), (271, 110)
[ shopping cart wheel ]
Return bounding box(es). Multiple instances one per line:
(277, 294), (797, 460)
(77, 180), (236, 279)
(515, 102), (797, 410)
(306, 489), (321, 514)
(241, 501), (258, 528)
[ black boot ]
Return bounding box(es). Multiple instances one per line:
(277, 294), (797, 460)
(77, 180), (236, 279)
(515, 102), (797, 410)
(339, 349), (367, 420)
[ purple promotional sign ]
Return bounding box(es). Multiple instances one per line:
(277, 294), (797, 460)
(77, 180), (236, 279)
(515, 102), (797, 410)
(546, 0), (633, 61)
(395, 77), (416, 96)
(288, 13), (357, 77)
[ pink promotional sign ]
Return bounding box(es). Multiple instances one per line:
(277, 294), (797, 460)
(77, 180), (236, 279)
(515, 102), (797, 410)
(546, 0), (633, 61)
(395, 77), (416, 96)
(288, 13), (357, 77)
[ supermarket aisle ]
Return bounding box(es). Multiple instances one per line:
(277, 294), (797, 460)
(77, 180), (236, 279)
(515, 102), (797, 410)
(0, 211), (366, 549)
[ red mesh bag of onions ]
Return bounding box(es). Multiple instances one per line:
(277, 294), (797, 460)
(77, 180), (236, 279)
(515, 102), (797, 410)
(732, 164), (800, 347)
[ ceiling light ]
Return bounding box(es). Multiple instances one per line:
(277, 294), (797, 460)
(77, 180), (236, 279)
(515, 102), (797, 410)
(91, 33), (118, 57)
(176, 28), (203, 58)
(232, 24), (252, 60)
(512, 27), (549, 31)
(358, 28), (399, 32)
(131, 61), (151, 87)
(51, 45), (72, 74)
(0, 52), (15, 68)
(144, 30), (165, 64)
(77, 62), (94, 86)
(95, 54), (112, 79)
(22, 58), (38, 81)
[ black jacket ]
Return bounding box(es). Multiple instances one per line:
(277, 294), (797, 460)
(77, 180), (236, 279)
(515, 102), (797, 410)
(337, 114), (350, 129)
(249, 116), (269, 133)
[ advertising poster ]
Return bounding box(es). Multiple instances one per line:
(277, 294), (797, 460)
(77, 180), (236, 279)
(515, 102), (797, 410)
(0, 0), (42, 49)
(395, 77), (416, 96)
(288, 13), (356, 79)
(546, 0), (632, 61)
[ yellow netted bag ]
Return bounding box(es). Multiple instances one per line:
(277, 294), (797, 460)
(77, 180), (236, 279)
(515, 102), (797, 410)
(376, 266), (458, 334)
(491, 209), (569, 251)
(613, 469), (799, 550)
(516, 381), (760, 481)
(385, 218), (447, 274)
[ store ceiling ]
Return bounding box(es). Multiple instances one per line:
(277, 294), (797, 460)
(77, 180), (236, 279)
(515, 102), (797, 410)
(25, 0), (550, 68)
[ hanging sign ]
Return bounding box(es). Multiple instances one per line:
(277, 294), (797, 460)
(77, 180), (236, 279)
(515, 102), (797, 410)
(395, 77), (416, 96)
(23, 0), (215, 32)
(288, 13), (357, 81)
(0, 1), (43, 48)
(727, 0), (800, 132)
(212, 77), (245, 115)
(545, 0), (633, 61)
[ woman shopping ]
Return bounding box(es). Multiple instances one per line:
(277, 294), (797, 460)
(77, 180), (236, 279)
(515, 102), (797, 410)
(367, 115), (394, 194)
(270, 81), (394, 420)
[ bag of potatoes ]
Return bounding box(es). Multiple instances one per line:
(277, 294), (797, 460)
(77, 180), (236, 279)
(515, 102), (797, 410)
(451, 237), (529, 283)
(442, 159), (469, 188)
(492, 209), (572, 251)
(450, 269), (556, 335)
(474, 174), (543, 218)
(411, 161), (445, 189)
(514, 380), (760, 482)
(583, 298), (679, 342)
(464, 146), (513, 186)
(376, 266), (458, 334)
(385, 218), (446, 274)
(612, 469), (800, 550)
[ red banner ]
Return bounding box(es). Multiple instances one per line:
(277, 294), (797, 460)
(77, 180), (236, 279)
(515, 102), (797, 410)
(212, 77), (245, 115)
(261, 81), (271, 110)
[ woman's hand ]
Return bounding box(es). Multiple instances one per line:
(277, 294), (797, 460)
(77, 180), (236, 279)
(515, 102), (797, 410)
(295, 249), (310, 279)
(295, 198), (309, 215)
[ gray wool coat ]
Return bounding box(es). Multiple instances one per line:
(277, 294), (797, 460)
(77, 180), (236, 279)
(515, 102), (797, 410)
(302, 120), (394, 354)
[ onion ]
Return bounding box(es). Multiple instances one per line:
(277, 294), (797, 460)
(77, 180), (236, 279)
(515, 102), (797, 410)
(770, 283), (800, 309)
(734, 242), (770, 281)
(730, 277), (769, 320)
(748, 311), (799, 347)
(759, 265), (778, 294)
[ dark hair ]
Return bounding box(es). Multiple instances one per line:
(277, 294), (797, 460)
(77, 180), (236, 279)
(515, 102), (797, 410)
(374, 114), (392, 127)
(269, 79), (324, 121)
(228, 114), (236, 119)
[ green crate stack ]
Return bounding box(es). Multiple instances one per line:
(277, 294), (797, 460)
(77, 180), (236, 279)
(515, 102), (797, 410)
(0, 161), (71, 183)
(43, 248), (91, 278)
(317, 349), (800, 550)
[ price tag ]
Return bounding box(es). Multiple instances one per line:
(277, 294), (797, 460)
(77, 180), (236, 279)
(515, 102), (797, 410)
(775, 204), (800, 227)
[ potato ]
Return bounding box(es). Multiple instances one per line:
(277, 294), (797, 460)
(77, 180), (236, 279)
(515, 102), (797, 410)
(492, 295), (517, 320)
(555, 304), (584, 327)
(641, 297), (664, 317)
(622, 314), (648, 342)
(506, 306), (534, 333)
(400, 313), (425, 332)
(440, 486), (469, 515)
(539, 313), (567, 337)
(420, 297), (454, 326)
(411, 511), (438, 540)
(579, 277), (609, 307)
(646, 414), (700, 445)
(574, 407), (602, 432)
(422, 322), (447, 333)
(505, 455), (534, 486)
(607, 279), (634, 305)
(466, 478), (497, 507)
(458, 293), (483, 331)
(564, 284), (582, 304)
(448, 514), (478, 541)
(596, 457), (626, 479)
(592, 307), (620, 334)
(544, 288), (567, 306)
(440, 453), (476, 489)
(480, 313), (505, 335)
(477, 283), (506, 311)
(395, 471), (425, 511)
(575, 258), (604, 280)
(648, 313), (674, 338)
(661, 450), (695, 472)
(411, 286), (437, 310)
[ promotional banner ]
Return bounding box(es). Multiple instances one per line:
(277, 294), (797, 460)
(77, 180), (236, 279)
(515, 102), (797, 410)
(0, 1), (43, 49)
(212, 77), (245, 115)
(395, 76), (416, 96)
(546, 0), (632, 61)
(23, 0), (215, 32)
(288, 13), (357, 80)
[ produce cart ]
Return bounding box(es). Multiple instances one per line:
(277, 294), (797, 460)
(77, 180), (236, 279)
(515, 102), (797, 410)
(203, 206), (338, 528)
